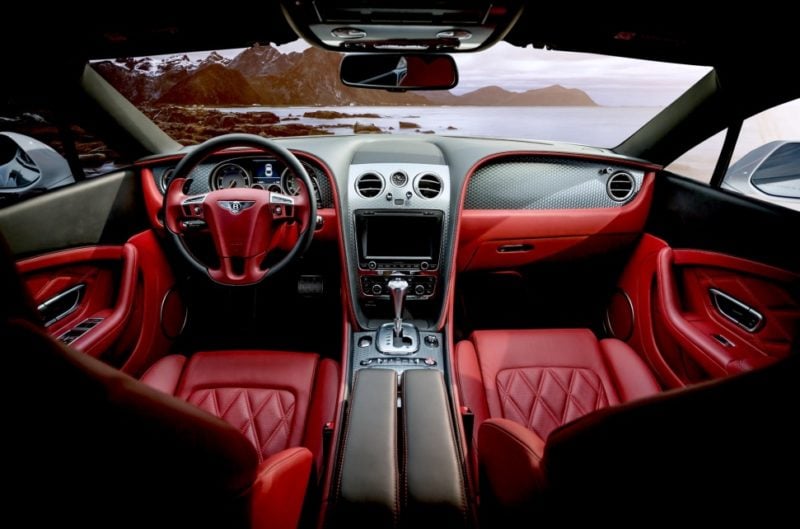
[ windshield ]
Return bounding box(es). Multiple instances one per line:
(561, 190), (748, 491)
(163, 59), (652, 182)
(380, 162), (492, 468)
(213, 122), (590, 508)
(92, 40), (711, 148)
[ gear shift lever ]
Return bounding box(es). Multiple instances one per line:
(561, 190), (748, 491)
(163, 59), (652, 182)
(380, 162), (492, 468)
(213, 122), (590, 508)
(388, 278), (408, 337)
(376, 277), (419, 355)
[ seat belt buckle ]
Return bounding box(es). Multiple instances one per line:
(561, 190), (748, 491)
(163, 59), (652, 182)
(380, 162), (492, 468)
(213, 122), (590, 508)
(461, 406), (474, 445)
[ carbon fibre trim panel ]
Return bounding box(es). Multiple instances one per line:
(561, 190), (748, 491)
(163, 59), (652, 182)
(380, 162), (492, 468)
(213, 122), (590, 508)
(465, 156), (644, 210)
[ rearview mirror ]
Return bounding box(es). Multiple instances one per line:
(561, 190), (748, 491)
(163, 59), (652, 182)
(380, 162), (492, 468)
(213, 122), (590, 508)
(340, 54), (458, 91)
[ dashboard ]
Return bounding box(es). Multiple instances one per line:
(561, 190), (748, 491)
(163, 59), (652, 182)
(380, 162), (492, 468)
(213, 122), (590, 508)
(139, 135), (657, 331)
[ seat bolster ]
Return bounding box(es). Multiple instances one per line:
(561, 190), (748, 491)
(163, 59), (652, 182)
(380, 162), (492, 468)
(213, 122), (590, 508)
(598, 339), (661, 402)
(140, 354), (186, 395)
(303, 358), (340, 474)
(478, 418), (546, 507)
(250, 447), (313, 529)
(454, 339), (491, 441)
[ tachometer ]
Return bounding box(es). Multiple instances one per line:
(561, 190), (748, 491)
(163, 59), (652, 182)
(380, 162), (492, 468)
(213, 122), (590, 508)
(281, 165), (321, 203)
(280, 167), (302, 196)
(211, 163), (251, 189)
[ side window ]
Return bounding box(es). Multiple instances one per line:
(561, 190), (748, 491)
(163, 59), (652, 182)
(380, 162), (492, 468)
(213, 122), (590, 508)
(0, 107), (123, 207)
(665, 129), (726, 183)
(722, 98), (800, 211)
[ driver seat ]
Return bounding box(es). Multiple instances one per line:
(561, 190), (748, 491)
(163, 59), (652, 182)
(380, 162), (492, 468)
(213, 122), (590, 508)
(0, 231), (336, 529)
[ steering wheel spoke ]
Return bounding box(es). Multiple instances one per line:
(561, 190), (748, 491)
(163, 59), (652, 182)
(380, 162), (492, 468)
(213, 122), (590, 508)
(162, 134), (316, 286)
(208, 253), (269, 285)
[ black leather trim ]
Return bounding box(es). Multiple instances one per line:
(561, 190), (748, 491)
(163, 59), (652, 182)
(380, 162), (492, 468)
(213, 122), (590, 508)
(333, 368), (399, 529)
(402, 369), (469, 528)
(647, 173), (800, 272)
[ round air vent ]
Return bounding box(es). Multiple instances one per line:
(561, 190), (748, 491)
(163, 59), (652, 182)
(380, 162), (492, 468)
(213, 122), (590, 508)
(414, 173), (443, 199)
(160, 168), (175, 192)
(355, 172), (384, 198)
(606, 171), (635, 201)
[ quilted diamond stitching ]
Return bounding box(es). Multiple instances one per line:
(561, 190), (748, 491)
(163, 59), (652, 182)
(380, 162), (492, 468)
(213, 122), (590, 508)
(496, 367), (609, 440)
(188, 388), (296, 462)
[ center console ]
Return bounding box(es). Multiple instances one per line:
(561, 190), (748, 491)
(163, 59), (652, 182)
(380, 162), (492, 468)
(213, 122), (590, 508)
(332, 142), (468, 528)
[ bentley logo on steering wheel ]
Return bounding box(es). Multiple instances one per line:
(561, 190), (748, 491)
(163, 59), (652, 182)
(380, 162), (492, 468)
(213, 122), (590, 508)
(218, 200), (255, 215)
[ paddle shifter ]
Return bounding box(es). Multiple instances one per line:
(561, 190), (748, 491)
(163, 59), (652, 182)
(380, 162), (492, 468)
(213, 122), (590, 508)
(376, 277), (419, 354)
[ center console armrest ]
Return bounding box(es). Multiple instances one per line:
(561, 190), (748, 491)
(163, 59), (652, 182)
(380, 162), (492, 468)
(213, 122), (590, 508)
(402, 369), (469, 528)
(332, 368), (399, 529)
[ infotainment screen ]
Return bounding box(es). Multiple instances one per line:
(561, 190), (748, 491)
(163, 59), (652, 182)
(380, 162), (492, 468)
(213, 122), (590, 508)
(360, 213), (441, 261)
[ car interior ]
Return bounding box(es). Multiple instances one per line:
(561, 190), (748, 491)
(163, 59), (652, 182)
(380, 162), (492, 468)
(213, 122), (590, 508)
(1, 2), (798, 528)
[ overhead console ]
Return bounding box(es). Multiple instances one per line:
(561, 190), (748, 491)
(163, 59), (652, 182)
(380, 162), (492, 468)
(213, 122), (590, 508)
(280, 0), (524, 52)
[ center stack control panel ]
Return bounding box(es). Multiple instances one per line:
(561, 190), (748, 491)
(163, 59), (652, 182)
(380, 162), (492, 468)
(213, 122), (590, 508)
(347, 162), (450, 301)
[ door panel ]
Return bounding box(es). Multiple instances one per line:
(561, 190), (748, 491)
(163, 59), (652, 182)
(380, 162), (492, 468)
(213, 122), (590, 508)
(653, 247), (798, 381)
(609, 174), (800, 387)
(15, 231), (182, 375)
(1, 168), (178, 375)
(19, 244), (139, 360)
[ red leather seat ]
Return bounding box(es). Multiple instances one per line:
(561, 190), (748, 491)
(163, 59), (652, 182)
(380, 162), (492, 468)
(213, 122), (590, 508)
(0, 233), (337, 529)
(142, 350), (338, 471)
(456, 327), (799, 524)
(455, 328), (661, 511)
(456, 329), (661, 443)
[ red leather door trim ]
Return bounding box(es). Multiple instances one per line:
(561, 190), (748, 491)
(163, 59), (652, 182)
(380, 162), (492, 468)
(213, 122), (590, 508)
(655, 247), (781, 377)
(673, 249), (800, 283)
(73, 243), (138, 357)
(18, 246), (124, 273)
(18, 243), (140, 359)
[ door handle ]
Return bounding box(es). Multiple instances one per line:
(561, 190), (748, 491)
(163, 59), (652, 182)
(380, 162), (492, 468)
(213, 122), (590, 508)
(38, 284), (85, 326)
(497, 243), (533, 253)
(708, 288), (763, 332)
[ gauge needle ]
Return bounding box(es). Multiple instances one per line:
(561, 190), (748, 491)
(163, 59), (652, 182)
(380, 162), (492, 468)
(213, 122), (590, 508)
(229, 182), (237, 188)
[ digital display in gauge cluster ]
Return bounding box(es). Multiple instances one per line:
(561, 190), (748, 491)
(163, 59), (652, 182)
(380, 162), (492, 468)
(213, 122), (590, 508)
(252, 160), (281, 189)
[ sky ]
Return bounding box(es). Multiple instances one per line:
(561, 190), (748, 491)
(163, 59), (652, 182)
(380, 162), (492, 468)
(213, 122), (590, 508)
(167, 39), (712, 108)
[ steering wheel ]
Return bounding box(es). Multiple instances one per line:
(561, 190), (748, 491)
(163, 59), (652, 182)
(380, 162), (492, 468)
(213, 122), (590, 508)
(163, 134), (316, 286)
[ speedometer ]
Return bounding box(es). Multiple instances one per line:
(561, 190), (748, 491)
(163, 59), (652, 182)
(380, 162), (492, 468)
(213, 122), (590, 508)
(211, 163), (251, 189)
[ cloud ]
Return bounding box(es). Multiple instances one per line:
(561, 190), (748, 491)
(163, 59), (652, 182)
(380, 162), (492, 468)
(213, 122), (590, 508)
(452, 42), (711, 106)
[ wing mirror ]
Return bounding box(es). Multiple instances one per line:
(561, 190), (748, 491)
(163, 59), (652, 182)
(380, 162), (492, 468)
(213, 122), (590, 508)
(340, 54), (458, 91)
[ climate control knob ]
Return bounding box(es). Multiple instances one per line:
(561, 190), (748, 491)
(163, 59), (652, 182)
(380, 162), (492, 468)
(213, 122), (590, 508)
(414, 284), (426, 296)
(371, 284), (383, 295)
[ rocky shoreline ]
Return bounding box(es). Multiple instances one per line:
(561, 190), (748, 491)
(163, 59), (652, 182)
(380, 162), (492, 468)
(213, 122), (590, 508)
(142, 105), (456, 144)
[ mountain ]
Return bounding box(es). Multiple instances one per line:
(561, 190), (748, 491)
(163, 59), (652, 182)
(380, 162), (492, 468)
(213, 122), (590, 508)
(93, 45), (599, 107)
(158, 64), (261, 105)
(424, 85), (597, 106)
(249, 47), (430, 106)
(228, 44), (295, 77)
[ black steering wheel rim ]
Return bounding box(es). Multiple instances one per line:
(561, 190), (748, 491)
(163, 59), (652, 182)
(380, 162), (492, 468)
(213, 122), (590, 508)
(163, 133), (317, 285)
